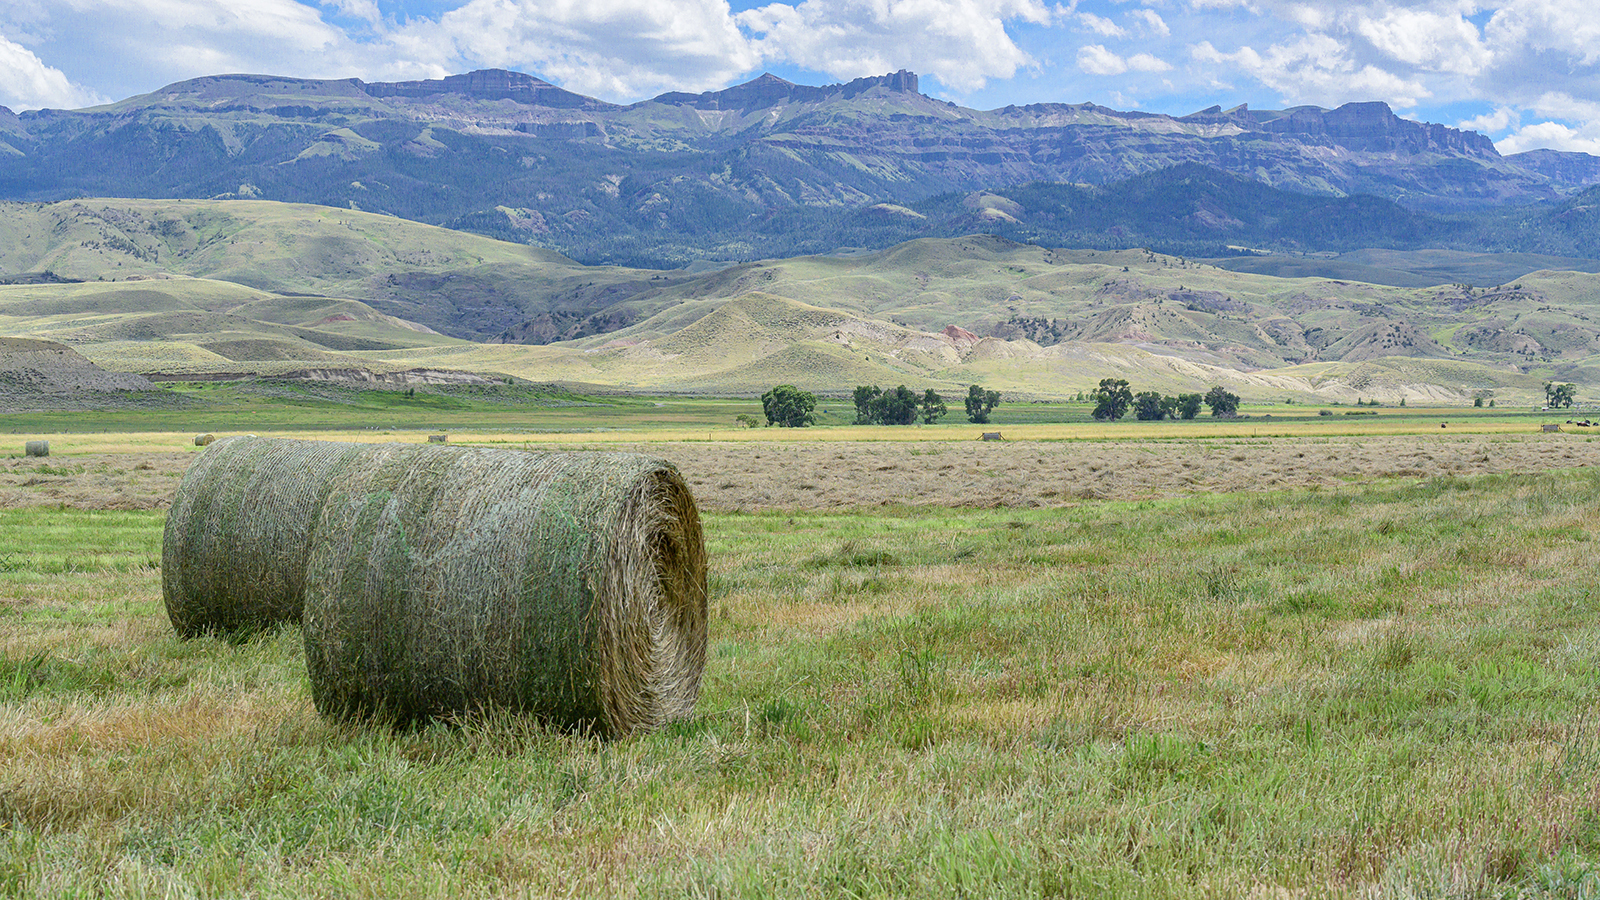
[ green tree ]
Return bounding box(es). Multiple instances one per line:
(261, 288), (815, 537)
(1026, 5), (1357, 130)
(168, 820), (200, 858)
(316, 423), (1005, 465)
(1091, 378), (1133, 421)
(1134, 391), (1167, 421)
(853, 385), (882, 424)
(761, 384), (817, 427)
(1546, 382), (1577, 408)
(1175, 393), (1203, 419)
(872, 385), (919, 425)
(1203, 386), (1241, 418)
(964, 384), (1001, 424)
(920, 389), (947, 424)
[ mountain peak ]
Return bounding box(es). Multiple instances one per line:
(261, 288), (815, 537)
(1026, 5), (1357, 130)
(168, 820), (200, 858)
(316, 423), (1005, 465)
(650, 69), (920, 111)
(360, 69), (616, 110)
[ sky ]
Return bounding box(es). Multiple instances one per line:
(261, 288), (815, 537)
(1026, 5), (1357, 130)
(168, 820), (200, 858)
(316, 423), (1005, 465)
(2, 0), (1597, 156)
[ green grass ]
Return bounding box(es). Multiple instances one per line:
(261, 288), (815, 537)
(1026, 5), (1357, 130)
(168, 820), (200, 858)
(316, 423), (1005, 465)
(4, 467), (1600, 895)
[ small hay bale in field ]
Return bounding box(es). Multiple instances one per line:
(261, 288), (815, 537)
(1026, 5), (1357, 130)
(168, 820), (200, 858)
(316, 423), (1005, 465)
(194, 433), (216, 447)
(24, 440), (48, 457)
(301, 443), (707, 737)
(981, 432), (1003, 442)
(427, 433), (448, 443)
(162, 436), (370, 637)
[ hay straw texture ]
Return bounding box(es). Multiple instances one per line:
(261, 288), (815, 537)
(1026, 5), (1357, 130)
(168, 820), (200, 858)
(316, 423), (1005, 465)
(295, 443), (708, 737)
(24, 441), (48, 457)
(162, 436), (369, 637)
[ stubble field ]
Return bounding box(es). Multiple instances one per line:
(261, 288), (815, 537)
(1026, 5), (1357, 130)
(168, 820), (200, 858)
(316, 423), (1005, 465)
(4, 427), (1600, 897)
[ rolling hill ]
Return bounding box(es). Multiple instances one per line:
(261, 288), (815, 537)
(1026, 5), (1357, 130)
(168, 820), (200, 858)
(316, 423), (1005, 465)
(0, 198), (1594, 405)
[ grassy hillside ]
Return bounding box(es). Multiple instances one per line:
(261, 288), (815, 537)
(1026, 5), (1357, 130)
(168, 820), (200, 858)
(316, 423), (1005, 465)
(0, 199), (684, 339)
(1, 200), (1597, 403)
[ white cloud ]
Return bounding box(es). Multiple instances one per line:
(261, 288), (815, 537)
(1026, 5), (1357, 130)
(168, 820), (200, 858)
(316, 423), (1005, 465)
(1127, 52), (1172, 71)
(1129, 8), (1169, 36)
(0, 33), (103, 109)
(320, 0), (382, 28)
(1078, 43), (1128, 74)
(1191, 33), (1429, 108)
(1077, 44), (1170, 75)
(1353, 7), (1489, 75)
(419, 0), (759, 98)
(1078, 11), (1124, 35)
(1459, 105), (1518, 134)
(1485, 0), (1600, 67)
(1495, 120), (1600, 155)
(738, 0), (1053, 93)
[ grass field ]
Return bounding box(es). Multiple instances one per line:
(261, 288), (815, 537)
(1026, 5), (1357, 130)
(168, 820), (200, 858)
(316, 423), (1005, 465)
(4, 409), (1600, 897)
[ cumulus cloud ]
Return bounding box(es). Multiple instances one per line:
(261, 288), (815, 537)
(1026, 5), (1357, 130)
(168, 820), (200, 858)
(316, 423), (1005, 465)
(1191, 34), (1429, 108)
(1078, 44), (1171, 75)
(1495, 120), (1600, 155)
(0, 33), (103, 109)
(1353, 7), (1489, 75)
(1129, 8), (1169, 37)
(416, 0), (759, 99)
(1459, 106), (1518, 134)
(319, 0), (382, 28)
(1077, 11), (1124, 36)
(738, 0), (1054, 93)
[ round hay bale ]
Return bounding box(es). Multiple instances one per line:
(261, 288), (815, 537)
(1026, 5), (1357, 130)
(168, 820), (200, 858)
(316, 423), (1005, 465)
(194, 433), (216, 447)
(427, 433), (448, 443)
(301, 443), (707, 737)
(162, 436), (370, 637)
(24, 440), (48, 457)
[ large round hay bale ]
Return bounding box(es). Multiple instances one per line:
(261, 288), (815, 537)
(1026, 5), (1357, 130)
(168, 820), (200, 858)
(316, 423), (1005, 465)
(24, 440), (48, 457)
(162, 436), (369, 637)
(301, 443), (706, 737)
(194, 433), (216, 447)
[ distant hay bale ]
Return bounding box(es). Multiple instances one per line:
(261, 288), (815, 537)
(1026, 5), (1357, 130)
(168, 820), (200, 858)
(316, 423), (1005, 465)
(297, 443), (707, 737)
(428, 434), (448, 443)
(162, 436), (370, 637)
(980, 432), (1003, 442)
(193, 433), (216, 447)
(24, 440), (48, 457)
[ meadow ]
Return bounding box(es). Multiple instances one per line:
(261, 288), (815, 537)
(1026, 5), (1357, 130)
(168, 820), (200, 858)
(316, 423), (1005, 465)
(4, 410), (1600, 897)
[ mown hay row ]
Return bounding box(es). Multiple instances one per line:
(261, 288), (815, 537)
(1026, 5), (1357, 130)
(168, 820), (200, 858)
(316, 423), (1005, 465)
(299, 444), (707, 737)
(162, 436), (370, 637)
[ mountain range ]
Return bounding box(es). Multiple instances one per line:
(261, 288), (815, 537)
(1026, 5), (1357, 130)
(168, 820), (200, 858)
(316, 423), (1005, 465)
(3, 69), (1598, 268)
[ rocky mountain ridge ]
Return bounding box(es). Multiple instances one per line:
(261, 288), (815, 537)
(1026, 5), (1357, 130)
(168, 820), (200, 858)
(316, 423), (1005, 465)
(2, 69), (1598, 268)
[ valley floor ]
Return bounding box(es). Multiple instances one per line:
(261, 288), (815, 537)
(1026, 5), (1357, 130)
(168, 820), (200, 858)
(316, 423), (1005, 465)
(3, 430), (1600, 897)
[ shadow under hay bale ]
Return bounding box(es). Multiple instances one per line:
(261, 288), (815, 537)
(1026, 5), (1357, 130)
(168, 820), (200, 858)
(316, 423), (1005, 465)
(163, 436), (371, 637)
(300, 443), (707, 737)
(24, 440), (48, 457)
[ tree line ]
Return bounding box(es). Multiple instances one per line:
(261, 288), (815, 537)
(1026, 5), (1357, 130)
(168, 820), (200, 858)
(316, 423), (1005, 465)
(759, 384), (1002, 427)
(1090, 378), (1240, 421)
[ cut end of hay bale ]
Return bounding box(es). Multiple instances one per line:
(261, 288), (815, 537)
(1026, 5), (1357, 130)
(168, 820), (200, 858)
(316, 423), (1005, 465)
(24, 440), (49, 457)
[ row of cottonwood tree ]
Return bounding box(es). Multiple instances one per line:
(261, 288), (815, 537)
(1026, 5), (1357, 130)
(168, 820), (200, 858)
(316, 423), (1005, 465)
(1090, 378), (1240, 421)
(758, 384), (1002, 427)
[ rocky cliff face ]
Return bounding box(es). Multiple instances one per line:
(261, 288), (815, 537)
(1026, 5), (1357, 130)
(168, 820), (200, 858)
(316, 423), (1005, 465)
(361, 69), (615, 110)
(652, 70), (919, 110)
(0, 67), (1596, 267)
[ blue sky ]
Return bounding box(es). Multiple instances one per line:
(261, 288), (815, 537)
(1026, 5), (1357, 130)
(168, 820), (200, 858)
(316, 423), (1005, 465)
(3, 0), (1597, 155)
